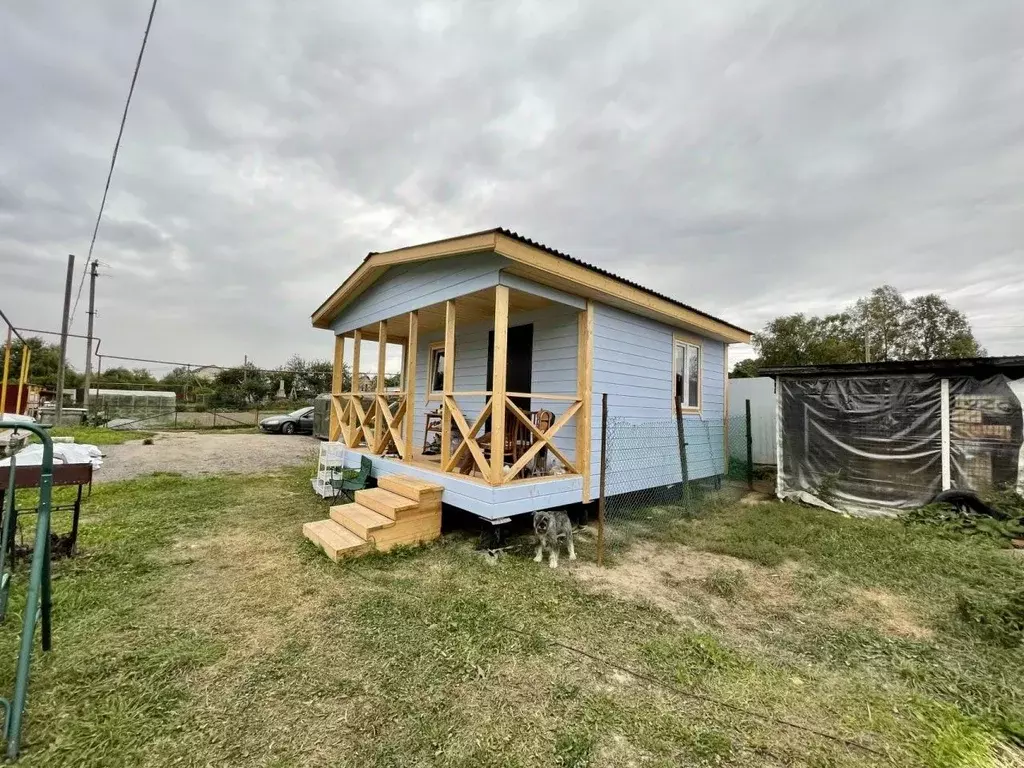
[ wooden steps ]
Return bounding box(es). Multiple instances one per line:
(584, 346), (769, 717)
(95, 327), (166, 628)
(302, 519), (369, 561)
(303, 474), (443, 562)
(330, 503), (393, 539)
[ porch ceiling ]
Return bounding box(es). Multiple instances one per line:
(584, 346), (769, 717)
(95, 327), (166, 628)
(349, 285), (558, 340)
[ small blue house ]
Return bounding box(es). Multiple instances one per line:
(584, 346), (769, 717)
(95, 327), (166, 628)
(311, 228), (750, 521)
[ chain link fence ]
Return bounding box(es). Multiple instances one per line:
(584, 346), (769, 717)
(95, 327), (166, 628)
(596, 398), (777, 563)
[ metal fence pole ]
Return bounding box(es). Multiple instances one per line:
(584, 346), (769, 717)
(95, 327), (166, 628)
(212, 408), (217, 428)
(745, 398), (754, 490)
(597, 393), (607, 567)
(674, 394), (688, 486)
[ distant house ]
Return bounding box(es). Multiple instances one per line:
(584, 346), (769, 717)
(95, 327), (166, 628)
(311, 228), (750, 520)
(763, 357), (1024, 514)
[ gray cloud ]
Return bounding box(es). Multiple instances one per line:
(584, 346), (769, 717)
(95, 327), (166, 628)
(1, 0), (1022, 378)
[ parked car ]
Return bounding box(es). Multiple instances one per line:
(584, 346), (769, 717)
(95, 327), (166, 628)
(259, 406), (314, 435)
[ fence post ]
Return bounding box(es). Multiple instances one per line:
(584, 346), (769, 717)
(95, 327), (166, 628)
(745, 398), (754, 490)
(213, 408), (217, 428)
(674, 395), (688, 487)
(255, 403), (260, 428)
(597, 393), (607, 567)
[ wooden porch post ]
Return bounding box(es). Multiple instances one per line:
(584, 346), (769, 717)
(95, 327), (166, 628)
(440, 301), (456, 469)
(490, 285), (509, 484)
(330, 334), (345, 441)
(15, 346), (30, 417)
(576, 300), (595, 501)
(375, 320), (387, 452)
(349, 329), (361, 448)
(404, 311), (418, 463)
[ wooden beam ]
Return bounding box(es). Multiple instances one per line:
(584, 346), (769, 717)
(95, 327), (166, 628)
(445, 396), (490, 476)
(374, 320), (388, 451)
(504, 398), (581, 480)
(15, 346), (30, 417)
(351, 330), (361, 394)
(490, 285), (509, 484)
(404, 311), (418, 463)
(330, 335), (345, 441)
(440, 300), (456, 468)
(445, 398), (493, 471)
(0, 326), (10, 414)
(576, 300), (594, 502)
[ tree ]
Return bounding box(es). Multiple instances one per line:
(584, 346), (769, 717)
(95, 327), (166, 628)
(751, 312), (862, 368)
(730, 358), (760, 378)
(851, 285), (908, 362)
(746, 286), (982, 369)
(903, 294), (983, 359)
(3, 337), (81, 388)
(95, 367), (157, 387)
(210, 364), (272, 408)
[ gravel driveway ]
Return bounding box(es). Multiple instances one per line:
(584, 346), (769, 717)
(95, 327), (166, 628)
(96, 431), (319, 483)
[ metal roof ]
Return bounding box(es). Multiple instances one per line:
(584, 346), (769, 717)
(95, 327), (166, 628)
(367, 227), (751, 336)
(761, 356), (1024, 379)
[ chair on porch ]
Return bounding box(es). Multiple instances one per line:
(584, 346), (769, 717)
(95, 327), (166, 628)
(454, 407), (555, 478)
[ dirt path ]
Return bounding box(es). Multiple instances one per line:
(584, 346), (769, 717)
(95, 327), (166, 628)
(96, 431), (319, 483)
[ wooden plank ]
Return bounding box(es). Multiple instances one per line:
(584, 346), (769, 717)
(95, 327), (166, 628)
(576, 300), (594, 502)
(330, 395), (345, 443)
(444, 396), (489, 476)
(440, 300), (456, 468)
(490, 285), (509, 484)
(507, 392), (578, 401)
(504, 398), (581, 480)
(329, 503), (394, 539)
(330, 335), (345, 441)
(351, 330), (362, 394)
(444, 397), (492, 472)
(404, 311), (418, 462)
(373, 321), (387, 451)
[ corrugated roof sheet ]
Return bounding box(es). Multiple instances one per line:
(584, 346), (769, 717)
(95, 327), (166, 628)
(368, 227), (750, 336)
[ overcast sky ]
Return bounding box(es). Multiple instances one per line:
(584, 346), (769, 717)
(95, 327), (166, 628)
(2, 1), (1022, 378)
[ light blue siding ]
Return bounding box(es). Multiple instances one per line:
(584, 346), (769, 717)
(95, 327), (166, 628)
(330, 252), (506, 335)
(588, 303), (726, 499)
(412, 304), (580, 461)
(343, 451), (583, 519)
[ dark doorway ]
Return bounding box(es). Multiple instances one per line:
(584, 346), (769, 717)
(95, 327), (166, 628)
(487, 323), (533, 415)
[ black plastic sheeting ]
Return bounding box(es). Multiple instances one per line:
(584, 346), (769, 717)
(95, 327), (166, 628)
(777, 374), (1023, 514)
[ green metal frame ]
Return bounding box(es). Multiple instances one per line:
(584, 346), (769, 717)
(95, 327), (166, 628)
(0, 422), (54, 761)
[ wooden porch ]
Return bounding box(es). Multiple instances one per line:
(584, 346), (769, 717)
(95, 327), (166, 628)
(327, 284), (594, 503)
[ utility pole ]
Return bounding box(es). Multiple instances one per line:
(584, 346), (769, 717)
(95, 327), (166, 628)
(82, 260), (99, 410)
(54, 254), (76, 424)
(864, 326), (871, 363)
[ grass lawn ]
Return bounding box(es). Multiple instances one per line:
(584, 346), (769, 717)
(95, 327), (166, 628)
(0, 469), (1021, 767)
(29, 426), (155, 445)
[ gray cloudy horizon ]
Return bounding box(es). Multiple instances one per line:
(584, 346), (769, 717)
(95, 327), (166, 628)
(2, 1), (1023, 378)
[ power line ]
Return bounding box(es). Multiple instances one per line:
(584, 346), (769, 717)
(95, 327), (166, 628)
(70, 0), (159, 328)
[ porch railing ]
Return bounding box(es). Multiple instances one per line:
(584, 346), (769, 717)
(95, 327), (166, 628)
(443, 392), (581, 482)
(333, 391), (408, 456)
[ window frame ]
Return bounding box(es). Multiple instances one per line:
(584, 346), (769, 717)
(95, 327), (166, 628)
(672, 332), (703, 413)
(426, 342), (446, 400)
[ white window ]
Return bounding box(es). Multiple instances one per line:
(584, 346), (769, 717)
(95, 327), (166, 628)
(673, 337), (701, 410)
(428, 344), (445, 397)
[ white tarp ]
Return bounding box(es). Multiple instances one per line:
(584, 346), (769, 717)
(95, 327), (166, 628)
(0, 443), (103, 471)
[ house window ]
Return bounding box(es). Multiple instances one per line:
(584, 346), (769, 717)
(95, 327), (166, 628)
(673, 337), (701, 410)
(428, 344), (445, 396)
